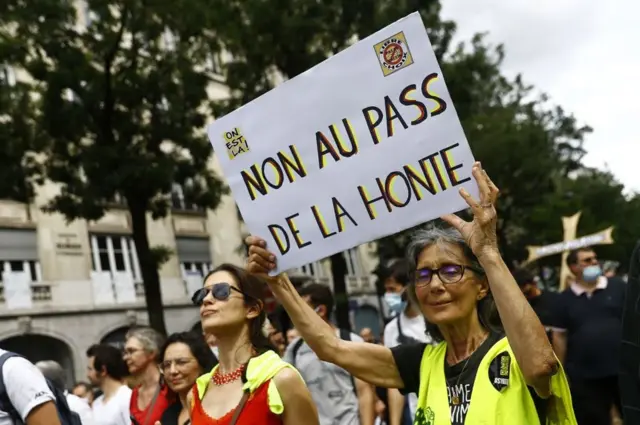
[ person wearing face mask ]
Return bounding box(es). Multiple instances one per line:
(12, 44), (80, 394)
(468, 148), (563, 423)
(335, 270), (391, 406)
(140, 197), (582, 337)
(551, 247), (626, 425)
(381, 260), (431, 425)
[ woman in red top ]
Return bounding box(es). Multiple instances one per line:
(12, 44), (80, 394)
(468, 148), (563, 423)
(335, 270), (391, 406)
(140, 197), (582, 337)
(187, 264), (318, 425)
(124, 326), (173, 425)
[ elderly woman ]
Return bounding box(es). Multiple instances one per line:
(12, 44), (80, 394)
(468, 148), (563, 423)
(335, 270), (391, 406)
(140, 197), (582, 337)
(246, 162), (576, 425)
(125, 326), (173, 425)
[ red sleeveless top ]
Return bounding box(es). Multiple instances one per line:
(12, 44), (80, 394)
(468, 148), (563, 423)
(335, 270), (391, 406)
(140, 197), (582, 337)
(190, 381), (282, 425)
(130, 384), (173, 425)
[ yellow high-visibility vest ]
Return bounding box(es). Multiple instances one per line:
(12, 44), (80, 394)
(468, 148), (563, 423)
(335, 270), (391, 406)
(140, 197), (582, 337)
(193, 350), (301, 415)
(413, 336), (577, 424)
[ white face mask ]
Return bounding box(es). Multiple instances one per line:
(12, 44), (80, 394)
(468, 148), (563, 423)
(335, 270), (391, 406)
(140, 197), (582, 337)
(384, 293), (406, 314)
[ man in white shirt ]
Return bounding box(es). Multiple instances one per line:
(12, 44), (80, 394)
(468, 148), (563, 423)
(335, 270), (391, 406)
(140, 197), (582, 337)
(382, 259), (431, 425)
(36, 360), (93, 425)
(0, 349), (61, 425)
(71, 382), (94, 406)
(85, 344), (131, 425)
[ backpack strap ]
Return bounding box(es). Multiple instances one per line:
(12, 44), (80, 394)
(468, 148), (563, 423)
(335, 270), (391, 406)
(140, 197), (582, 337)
(338, 329), (358, 396)
(396, 315), (404, 338)
(292, 331), (358, 396)
(290, 338), (305, 368)
(396, 314), (410, 344)
(0, 352), (24, 424)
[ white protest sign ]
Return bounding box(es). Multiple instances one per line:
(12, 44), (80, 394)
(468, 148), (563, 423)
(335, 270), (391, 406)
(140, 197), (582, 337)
(207, 12), (478, 274)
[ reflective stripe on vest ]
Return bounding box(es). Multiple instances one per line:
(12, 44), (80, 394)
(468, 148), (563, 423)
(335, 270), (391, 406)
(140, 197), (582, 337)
(414, 336), (577, 425)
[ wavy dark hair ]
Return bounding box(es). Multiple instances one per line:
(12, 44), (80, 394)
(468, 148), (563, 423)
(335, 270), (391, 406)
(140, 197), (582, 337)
(406, 225), (503, 342)
(159, 331), (217, 373)
(202, 263), (275, 354)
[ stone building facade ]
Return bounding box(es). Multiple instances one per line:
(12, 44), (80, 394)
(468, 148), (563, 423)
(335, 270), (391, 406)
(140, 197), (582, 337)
(0, 3), (382, 386)
(0, 156), (381, 385)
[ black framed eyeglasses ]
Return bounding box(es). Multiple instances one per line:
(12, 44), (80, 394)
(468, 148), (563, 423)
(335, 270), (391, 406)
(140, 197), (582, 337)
(414, 264), (483, 287)
(191, 282), (245, 306)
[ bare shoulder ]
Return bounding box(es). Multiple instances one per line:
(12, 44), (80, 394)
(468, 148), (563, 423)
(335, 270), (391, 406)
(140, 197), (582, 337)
(273, 366), (318, 425)
(273, 367), (304, 392)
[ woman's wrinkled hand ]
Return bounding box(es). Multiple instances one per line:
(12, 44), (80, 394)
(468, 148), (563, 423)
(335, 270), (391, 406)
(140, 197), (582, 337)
(245, 235), (280, 282)
(441, 161), (499, 260)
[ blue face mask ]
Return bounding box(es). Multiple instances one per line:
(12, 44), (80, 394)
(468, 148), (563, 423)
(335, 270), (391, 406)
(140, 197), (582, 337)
(384, 293), (406, 314)
(582, 265), (602, 282)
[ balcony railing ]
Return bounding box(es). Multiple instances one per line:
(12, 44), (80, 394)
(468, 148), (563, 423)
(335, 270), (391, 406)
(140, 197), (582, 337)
(0, 282), (53, 303)
(0, 277), (192, 314)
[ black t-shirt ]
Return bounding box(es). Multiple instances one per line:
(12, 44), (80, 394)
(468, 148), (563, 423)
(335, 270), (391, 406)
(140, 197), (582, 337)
(529, 291), (559, 340)
(550, 277), (625, 379)
(391, 332), (546, 425)
(160, 402), (188, 425)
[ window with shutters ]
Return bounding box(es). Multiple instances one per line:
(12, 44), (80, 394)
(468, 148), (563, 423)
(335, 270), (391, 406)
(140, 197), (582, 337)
(176, 237), (211, 278)
(180, 261), (212, 278)
(90, 234), (141, 281)
(0, 229), (40, 282)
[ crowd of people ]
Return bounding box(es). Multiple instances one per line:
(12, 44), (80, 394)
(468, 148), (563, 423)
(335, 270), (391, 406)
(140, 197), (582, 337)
(0, 163), (627, 425)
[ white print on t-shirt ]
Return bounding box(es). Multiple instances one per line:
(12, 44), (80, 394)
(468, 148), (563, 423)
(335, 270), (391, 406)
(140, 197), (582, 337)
(447, 383), (471, 424)
(494, 377), (509, 386)
(0, 349), (55, 425)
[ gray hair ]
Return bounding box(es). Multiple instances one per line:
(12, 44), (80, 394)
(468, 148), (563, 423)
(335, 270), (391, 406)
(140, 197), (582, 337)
(406, 226), (483, 275)
(125, 326), (164, 357)
(35, 360), (65, 390)
(405, 224), (502, 342)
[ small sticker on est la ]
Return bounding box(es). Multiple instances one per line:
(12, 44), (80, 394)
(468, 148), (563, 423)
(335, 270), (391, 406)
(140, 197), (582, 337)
(373, 31), (414, 77)
(223, 128), (249, 160)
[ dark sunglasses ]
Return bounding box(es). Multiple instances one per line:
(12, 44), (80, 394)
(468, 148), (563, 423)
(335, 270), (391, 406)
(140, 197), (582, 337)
(191, 282), (245, 306)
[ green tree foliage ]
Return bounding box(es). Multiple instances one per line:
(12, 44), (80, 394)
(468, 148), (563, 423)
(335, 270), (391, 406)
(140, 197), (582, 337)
(208, 0), (455, 330)
(212, 0), (640, 295)
(0, 0), (227, 334)
(0, 69), (45, 202)
(528, 168), (640, 277)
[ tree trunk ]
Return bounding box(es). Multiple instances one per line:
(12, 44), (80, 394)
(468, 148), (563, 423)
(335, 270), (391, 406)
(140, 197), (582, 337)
(128, 200), (168, 336)
(330, 253), (351, 331)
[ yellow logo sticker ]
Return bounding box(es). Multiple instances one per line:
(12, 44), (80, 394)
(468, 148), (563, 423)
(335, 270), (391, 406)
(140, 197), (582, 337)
(223, 128), (249, 160)
(374, 31), (414, 77)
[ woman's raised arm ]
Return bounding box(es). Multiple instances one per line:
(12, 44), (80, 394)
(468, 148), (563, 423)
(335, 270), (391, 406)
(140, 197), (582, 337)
(246, 237), (404, 389)
(442, 162), (558, 396)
